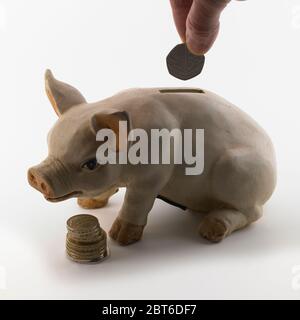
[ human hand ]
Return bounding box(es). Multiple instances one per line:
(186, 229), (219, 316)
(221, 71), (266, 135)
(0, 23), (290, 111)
(170, 0), (231, 55)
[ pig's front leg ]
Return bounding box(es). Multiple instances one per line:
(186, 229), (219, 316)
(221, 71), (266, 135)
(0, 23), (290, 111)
(77, 187), (118, 209)
(109, 187), (157, 245)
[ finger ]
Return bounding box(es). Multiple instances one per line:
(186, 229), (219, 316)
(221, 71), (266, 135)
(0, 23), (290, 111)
(170, 0), (193, 42)
(186, 0), (230, 55)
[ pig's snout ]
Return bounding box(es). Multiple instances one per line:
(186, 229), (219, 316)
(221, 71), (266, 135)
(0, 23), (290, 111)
(27, 157), (71, 200)
(28, 166), (54, 198)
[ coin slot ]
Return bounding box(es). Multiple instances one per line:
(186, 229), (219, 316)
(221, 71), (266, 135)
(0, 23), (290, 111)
(159, 89), (205, 94)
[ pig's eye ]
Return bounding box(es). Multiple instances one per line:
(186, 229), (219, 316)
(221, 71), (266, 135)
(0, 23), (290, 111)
(82, 158), (99, 171)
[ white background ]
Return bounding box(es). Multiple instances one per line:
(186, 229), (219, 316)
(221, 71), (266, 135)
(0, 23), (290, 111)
(0, 0), (300, 299)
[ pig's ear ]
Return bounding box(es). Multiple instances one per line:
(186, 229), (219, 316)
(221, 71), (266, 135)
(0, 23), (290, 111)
(45, 69), (86, 116)
(90, 111), (130, 151)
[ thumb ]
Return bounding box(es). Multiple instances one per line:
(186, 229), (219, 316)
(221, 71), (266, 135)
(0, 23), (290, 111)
(186, 0), (230, 55)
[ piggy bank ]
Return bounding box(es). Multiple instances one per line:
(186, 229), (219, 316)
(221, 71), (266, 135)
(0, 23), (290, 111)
(28, 70), (276, 245)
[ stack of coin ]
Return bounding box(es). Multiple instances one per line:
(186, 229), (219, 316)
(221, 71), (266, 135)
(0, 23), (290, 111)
(66, 214), (109, 263)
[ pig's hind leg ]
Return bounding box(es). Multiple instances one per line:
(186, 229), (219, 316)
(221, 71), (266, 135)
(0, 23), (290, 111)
(198, 147), (274, 242)
(77, 187), (119, 209)
(198, 206), (262, 242)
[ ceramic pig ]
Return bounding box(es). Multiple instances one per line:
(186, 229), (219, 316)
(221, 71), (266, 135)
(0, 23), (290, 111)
(28, 70), (276, 245)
